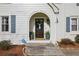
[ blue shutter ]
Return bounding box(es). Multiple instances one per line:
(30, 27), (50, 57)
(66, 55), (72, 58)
(11, 15), (16, 33)
(78, 19), (79, 31)
(66, 17), (70, 32)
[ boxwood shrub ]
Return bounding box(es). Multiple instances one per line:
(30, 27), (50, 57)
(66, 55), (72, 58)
(60, 38), (74, 45)
(0, 40), (12, 50)
(75, 35), (79, 43)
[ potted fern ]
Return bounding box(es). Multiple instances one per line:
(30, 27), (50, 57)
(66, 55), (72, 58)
(45, 31), (50, 40)
(29, 32), (34, 40)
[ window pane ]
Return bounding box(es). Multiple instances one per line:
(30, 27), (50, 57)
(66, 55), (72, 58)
(71, 18), (77, 31)
(76, 3), (79, 6)
(72, 18), (77, 25)
(5, 19), (8, 24)
(2, 25), (4, 31)
(5, 25), (8, 31)
(4, 17), (8, 24)
(1, 16), (9, 32)
(2, 17), (4, 24)
(72, 25), (77, 31)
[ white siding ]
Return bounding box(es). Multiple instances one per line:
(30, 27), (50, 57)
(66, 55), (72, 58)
(56, 3), (79, 42)
(0, 4), (56, 44)
(0, 3), (78, 44)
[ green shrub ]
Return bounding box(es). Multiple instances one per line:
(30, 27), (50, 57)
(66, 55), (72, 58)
(29, 32), (34, 40)
(45, 31), (50, 40)
(60, 38), (74, 45)
(0, 40), (12, 50)
(75, 35), (79, 43)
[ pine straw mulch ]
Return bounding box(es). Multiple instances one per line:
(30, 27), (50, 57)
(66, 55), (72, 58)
(0, 45), (25, 56)
(59, 43), (79, 49)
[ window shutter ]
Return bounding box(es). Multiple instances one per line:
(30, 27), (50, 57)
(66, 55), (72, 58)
(11, 15), (16, 33)
(66, 17), (70, 32)
(78, 18), (79, 31)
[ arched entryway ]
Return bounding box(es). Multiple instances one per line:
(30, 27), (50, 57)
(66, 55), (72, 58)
(29, 12), (50, 40)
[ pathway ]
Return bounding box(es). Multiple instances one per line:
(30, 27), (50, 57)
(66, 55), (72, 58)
(25, 43), (65, 56)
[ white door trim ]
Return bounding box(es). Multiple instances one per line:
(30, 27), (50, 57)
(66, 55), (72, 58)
(34, 17), (46, 40)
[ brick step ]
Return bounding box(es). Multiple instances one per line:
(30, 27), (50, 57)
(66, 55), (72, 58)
(28, 46), (64, 56)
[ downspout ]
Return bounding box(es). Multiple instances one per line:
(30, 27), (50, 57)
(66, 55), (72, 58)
(47, 3), (55, 14)
(47, 3), (59, 23)
(52, 3), (59, 11)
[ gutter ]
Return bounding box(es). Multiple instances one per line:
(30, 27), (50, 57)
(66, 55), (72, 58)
(47, 3), (59, 14)
(52, 3), (59, 10)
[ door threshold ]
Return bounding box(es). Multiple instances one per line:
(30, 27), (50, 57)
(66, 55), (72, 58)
(28, 40), (50, 43)
(35, 38), (44, 40)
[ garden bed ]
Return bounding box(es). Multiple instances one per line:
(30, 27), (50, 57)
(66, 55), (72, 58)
(0, 45), (25, 56)
(59, 43), (79, 49)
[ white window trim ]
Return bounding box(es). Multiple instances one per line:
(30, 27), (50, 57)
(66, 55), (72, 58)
(70, 16), (79, 34)
(2, 16), (9, 32)
(0, 15), (10, 34)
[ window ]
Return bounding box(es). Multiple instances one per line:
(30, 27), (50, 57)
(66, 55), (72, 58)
(71, 18), (78, 31)
(1, 16), (9, 32)
(76, 3), (79, 6)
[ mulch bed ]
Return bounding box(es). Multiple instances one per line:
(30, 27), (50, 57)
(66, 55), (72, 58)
(0, 45), (25, 56)
(59, 43), (79, 49)
(1, 43), (79, 56)
(59, 43), (79, 56)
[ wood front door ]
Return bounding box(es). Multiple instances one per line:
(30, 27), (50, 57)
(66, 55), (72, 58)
(35, 18), (44, 40)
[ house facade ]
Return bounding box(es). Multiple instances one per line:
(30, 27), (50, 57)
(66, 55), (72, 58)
(0, 3), (79, 45)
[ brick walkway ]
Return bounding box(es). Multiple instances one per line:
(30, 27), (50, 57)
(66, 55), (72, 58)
(61, 48), (79, 56)
(23, 44), (79, 56)
(24, 43), (65, 56)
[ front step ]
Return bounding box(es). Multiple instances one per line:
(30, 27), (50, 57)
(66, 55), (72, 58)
(25, 43), (64, 56)
(26, 43), (54, 47)
(43, 47), (64, 56)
